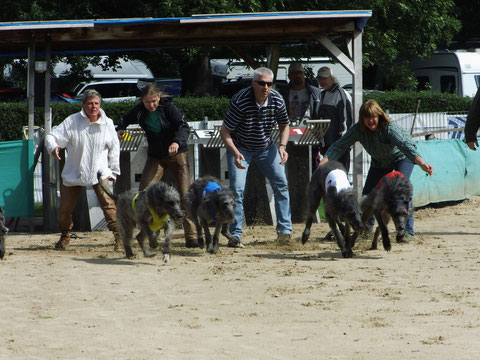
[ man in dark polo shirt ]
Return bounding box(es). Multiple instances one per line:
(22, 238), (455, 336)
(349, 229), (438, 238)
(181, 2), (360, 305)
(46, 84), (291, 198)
(220, 67), (292, 246)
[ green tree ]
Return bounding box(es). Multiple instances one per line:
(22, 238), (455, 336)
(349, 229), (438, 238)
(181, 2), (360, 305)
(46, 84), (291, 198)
(0, 0), (463, 93)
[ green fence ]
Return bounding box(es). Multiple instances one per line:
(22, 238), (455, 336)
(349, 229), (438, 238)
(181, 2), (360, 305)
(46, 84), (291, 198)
(0, 139), (34, 217)
(411, 139), (480, 207)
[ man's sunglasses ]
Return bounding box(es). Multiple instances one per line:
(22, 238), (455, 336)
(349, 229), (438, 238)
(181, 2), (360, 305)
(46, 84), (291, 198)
(254, 80), (273, 87)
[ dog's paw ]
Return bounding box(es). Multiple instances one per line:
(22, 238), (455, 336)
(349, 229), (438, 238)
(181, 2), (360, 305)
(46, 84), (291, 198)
(207, 243), (216, 254)
(301, 233), (309, 245)
(125, 247), (135, 259)
(162, 253), (170, 263)
(342, 249), (353, 258)
(185, 239), (200, 248)
(383, 242), (391, 252)
(144, 251), (157, 258)
(0, 250), (5, 260)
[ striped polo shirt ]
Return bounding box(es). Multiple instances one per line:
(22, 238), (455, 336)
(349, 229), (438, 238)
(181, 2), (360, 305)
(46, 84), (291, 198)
(324, 122), (419, 168)
(223, 86), (289, 151)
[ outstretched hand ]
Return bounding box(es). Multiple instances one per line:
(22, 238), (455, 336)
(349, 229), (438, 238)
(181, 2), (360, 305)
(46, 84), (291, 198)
(467, 140), (479, 151)
(419, 162), (434, 176)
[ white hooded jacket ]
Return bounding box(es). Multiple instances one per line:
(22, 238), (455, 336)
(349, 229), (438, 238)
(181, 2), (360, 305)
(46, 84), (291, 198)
(45, 107), (120, 187)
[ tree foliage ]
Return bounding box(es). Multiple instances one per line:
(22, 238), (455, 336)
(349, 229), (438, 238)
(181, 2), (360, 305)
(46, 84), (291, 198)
(0, 0), (467, 93)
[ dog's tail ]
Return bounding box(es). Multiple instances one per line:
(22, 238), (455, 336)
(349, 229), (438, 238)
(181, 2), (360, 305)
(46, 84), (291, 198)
(97, 172), (118, 202)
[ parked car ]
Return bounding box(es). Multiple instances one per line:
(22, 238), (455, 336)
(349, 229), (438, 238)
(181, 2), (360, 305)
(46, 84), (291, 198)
(0, 88), (76, 103)
(0, 88), (25, 102)
(70, 78), (183, 102)
(69, 79), (142, 102)
(410, 50), (480, 97)
(138, 78), (182, 98)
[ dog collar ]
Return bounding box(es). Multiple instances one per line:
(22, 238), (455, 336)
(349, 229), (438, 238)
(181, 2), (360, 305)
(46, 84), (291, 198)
(202, 181), (222, 197)
(202, 181), (222, 225)
(377, 170), (405, 189)
(325, 169), (351, 193)
(132, 192), (169, 231)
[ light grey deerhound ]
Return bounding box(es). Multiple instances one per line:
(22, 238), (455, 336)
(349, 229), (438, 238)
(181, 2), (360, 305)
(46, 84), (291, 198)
(301, 161), (362, 258)
(100, 177), (183, 262)
(0, 207), (9, 259)
(185, 176), (239, 254)
(358, 170), (413, 251)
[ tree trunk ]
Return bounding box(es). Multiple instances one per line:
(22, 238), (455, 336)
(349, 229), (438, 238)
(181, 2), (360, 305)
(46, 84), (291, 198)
(181, 49), (214, 97)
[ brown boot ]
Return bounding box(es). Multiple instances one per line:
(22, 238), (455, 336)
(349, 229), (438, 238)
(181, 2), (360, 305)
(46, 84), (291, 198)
(55, 231), (70, 250)
(113, 232), (124, 251)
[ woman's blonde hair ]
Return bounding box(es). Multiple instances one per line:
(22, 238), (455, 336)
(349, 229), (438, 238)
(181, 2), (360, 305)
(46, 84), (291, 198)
(359, 99), (392, 131)
(141, 83), (166, 99)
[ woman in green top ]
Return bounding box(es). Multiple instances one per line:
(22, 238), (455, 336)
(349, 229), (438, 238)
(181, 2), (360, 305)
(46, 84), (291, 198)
(117, 84), (199, 248)
(319, 99), (433, 238)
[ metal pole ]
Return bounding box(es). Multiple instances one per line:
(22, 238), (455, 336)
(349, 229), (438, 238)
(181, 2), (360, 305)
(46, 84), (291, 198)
(42, 34), (58, 231)
(44, 35), (51, 133)
(352, 29), (364, 201)
(27, 36), (35, 140)
(410, 100), (421, 136)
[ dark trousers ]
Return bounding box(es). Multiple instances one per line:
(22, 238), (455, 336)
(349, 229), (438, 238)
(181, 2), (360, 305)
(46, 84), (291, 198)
(139, 152), (197, 242)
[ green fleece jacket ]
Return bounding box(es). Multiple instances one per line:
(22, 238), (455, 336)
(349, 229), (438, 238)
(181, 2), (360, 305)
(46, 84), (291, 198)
(324, 121), (419, 168)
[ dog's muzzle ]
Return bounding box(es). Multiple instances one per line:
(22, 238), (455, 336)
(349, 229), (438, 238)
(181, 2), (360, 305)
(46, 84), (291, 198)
(0, 226), (8, 235)
(172, 209), (184, 220)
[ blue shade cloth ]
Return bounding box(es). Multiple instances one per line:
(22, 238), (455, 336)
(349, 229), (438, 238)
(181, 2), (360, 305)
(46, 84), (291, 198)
(410, 139), (480, 207)
(0, 139), (34, 217)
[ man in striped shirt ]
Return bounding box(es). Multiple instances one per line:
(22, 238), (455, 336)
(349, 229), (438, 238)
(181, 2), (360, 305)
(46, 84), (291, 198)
(220, 67), (293, 246)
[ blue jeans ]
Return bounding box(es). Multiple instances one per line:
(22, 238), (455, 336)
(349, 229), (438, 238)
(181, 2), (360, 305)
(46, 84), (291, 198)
(227, 142), (292, 239)
(362, 158), (415, 235)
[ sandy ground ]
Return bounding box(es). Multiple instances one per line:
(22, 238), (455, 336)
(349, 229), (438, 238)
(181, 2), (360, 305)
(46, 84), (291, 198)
(2, 196), (480, 360)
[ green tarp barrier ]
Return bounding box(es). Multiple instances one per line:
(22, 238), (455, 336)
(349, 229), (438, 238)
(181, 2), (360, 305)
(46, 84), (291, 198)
(411, 139), (480, 207)
(0, 139), (34, 217)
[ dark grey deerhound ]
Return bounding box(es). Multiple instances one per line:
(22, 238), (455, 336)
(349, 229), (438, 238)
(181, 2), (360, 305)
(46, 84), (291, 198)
(0, 207), (9, 260)
(185, 176), (239, 254)
(100, 178), (183, 262)
(301, 161), (362, 258)
(359, 171), (413, 251)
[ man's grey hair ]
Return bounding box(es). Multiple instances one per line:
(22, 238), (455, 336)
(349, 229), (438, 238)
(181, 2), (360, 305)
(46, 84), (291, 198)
(253, 67), (274, 81)
(82, 89), (102, 104)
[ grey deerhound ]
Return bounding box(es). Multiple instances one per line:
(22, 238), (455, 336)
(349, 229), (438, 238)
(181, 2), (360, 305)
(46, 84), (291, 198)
(301, 161), (362, 258)
(0, 207), (8, 259)
(359, 171), (413, 251)
(185, 176), (239, 254)
(100, 178), (183, 262)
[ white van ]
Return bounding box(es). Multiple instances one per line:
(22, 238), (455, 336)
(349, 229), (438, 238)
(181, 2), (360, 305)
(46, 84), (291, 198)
(212, 57), (353, 87)
(410, 50), (480, 97)
(71, 79), (142, 102)
(54, 57), (154, 80)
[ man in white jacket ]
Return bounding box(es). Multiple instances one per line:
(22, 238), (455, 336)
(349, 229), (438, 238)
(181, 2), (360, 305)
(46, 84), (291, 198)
(45, 89), (121, 250)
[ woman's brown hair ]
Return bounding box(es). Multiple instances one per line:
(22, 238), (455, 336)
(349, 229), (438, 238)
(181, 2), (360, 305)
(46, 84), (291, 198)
(359, 99), (393, 131)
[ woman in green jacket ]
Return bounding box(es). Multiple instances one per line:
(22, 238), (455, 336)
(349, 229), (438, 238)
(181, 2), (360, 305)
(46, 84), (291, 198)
(319, 99), (433, 239)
